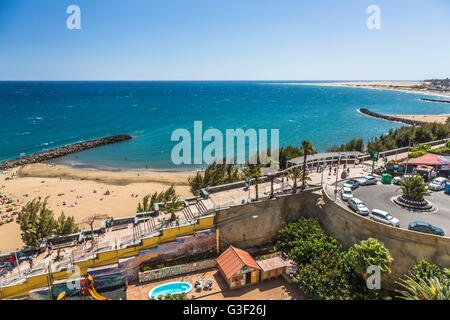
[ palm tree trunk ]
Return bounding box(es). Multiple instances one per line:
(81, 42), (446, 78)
(302, 153), (307, 190)
(270, 177), (274, 198)
(255, 177), (259, 201)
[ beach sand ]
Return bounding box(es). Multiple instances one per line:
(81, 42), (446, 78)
(389, 114), (450, 124)
(291, 81), (450, 97)
(0, 164), (194, 253)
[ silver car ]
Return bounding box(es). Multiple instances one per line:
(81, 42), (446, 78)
(341, 187), (354, 201)
(428, 177), (448, 191)
(348, 197), (369, 216)
(357, 175), (377, 186)
(369, 209), (400, 227)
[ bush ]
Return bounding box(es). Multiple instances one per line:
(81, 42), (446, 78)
(344, 238), (393, 278)
(295, 252), (351, 300)
(408, 150), (428, 158)
(409, 260), (442, 283)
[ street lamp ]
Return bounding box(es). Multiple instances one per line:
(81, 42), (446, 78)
(14, 248), (21, 277)
(334, 154), (341, 201)
(245, 177), (251, 203)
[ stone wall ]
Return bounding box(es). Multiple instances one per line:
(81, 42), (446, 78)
(139, 258), (217, 283)
(217, 187), (450, 289)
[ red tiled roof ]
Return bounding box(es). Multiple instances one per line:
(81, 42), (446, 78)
(406, 153), (450, 166)
(216, 246), (260, 279)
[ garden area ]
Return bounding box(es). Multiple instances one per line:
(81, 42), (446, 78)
(273, 218), (450, 300)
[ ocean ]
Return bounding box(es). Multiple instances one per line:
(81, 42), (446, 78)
(1, 81), (448, 171)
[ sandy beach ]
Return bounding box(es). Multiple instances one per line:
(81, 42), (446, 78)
(0, 164), (194, 254)
(389, 114), (450, 124)
(291, 81), (450, 97)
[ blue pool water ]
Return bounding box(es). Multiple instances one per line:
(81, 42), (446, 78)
(1, 81), (448, 170)
(149, 281), (192, 299)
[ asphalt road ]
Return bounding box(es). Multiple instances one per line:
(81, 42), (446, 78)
(337, 183), (450, 236)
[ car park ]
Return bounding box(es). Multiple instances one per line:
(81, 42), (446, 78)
(427, 177), (448, 191)
(357, 175), (377, 186)
(369, 209), (400, 227)
(341, 187), (354, 201)
(408, 221), (445, 236)
(343, 179), (359, 190)
(348, 197), (369, 216)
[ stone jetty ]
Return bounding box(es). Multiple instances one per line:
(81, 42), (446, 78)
(0, 134), (132, 171)
(358, 108), (426, 126)
(420, 98), (450, 104)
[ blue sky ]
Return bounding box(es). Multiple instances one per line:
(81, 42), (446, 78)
(0, 0), (449, 80)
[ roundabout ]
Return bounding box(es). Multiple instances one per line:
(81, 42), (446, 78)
(391, 195), (436, 213)
(348, 183), (450, 235)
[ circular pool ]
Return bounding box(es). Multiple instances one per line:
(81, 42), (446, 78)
(148, 281), (192, 299)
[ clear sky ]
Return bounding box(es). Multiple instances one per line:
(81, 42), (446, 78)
(0, 0), (449, 80)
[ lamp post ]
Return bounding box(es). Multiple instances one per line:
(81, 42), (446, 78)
(334, 154), (341, 201)
(245, 177), (251, 203)
(14, 248), (21, 278)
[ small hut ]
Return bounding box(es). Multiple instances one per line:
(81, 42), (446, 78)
(257, 256), (290, 281)
(216, 246), (260, 289)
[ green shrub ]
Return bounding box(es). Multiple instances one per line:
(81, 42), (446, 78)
(409, 260), (442, 283)
(294, 252), (351, 300)
(408, 150), (428, 158)
(344, 238), (393, 278)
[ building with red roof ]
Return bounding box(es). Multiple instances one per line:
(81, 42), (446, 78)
(405, 153), (450, 178)
(216, 246), (260, 289)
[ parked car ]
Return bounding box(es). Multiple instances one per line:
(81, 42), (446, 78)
(392, 174), (411, 185)
(348, 197), (369, 216)
(369, 209), (400, 227)
(357, 175), (377, 186)
(343, 179), (359, 190)
(408, 221), (445, 236)
(427, 177), (448, 191)
(340, 187), (354, 201)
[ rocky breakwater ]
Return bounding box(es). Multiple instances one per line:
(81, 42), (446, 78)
(0, 134), (133, 171)
(358, 108), (426, 126)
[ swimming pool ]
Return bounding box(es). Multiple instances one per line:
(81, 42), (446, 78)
(148, 281), (192, 299)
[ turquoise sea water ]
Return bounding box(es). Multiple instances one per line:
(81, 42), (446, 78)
(1, 81), (448, 171)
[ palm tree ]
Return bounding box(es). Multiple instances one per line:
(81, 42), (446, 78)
(287, 166), (303, 193)
(399, 174), (431, 201)
(396, 274), (450, 300)
(242, 164), (262, 201)
(300, 140), (315, 189)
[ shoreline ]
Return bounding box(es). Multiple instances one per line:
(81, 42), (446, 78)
(286, 81), (450, 98)
(16, 163), (194, 186)
(0, 164), (194, 253)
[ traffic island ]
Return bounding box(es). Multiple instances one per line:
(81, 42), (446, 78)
(391, 195), (436, 213)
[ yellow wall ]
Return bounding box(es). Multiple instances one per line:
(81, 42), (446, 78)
(1, 215), (216, 300)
